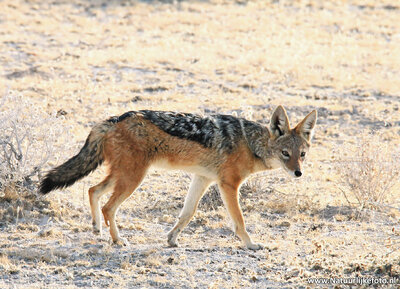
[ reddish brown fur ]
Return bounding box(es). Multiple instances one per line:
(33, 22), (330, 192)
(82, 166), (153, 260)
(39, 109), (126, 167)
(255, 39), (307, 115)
(95, 117), (224, 243)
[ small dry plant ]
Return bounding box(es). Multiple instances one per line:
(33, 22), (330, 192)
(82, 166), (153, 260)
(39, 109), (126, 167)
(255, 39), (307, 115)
(0, 91), (65, 199)
(336, 133), (400, 210)
(199, 184), (223, 211)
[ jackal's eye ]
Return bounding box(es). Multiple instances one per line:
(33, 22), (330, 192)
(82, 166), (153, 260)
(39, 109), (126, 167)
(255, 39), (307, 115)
(301, 152), (306, 157)
(282, 150), (290, 157)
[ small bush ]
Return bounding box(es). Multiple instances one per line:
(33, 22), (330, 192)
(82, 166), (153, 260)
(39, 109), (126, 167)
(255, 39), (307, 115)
(199, 185), (223, 211)
(336, 133), (400, 210)
(0, 92), (65, 198)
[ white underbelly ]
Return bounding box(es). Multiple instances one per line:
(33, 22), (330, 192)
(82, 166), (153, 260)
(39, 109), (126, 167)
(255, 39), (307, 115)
(151, 159), (218, 180)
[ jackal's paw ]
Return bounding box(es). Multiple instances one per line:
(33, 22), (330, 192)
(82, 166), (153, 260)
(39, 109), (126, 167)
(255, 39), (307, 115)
(92, 222), (102, 235)
(112, 237), (129, 247)
(92, 227), (102, 235)
(168, 240), (179, 247)
(247, 243), (264, 250)
(167, 232), (179, 247)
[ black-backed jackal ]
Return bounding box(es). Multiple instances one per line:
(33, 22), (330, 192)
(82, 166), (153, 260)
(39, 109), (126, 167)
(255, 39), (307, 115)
(40, 106), (317, 250)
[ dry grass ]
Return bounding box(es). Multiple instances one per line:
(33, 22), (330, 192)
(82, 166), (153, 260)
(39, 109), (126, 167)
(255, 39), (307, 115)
(336, 133), (400, 210)
(0, 93), (69, 197)
(1, 0), (400, 288)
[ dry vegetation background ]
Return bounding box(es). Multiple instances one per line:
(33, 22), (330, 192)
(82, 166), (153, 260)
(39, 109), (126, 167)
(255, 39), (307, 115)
(1, 0), (400, 288)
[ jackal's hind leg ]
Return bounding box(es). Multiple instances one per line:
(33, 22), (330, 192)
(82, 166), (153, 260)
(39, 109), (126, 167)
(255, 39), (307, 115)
(102, 171), (146, 246)
(88, 175), (114, 235)
(168, 175), (212, 247)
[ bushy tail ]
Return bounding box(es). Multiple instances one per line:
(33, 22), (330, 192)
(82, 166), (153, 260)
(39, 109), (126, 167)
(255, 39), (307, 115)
(39, 121), (113, 194)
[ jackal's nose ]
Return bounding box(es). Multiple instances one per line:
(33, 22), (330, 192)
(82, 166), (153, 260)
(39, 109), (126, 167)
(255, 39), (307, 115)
(294, 170), (302, 177)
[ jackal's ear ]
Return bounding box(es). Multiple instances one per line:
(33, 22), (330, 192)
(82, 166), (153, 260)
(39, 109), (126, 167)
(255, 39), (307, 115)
(295, 110), (317, 141)
(270, 105), (290, 137)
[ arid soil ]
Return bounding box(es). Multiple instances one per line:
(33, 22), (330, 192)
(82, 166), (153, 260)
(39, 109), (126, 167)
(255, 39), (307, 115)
(1, 0), (400, 288)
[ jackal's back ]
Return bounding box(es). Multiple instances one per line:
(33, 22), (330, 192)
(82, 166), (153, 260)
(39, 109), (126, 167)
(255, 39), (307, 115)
(108, 110), (267, 154)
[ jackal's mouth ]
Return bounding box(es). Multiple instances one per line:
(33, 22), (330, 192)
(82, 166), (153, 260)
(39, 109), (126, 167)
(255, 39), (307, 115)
(280, 163), (303, 178)
(284, 169), (302, 178)
(284, 168), (297, 178)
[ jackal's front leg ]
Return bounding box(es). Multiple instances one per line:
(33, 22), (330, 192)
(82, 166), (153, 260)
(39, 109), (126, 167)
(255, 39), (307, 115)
(218, 182), (263, 250)
(168, 175), (212, 247)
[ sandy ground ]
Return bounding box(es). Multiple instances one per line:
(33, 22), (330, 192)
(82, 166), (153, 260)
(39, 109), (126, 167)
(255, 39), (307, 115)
(1, 0), (400, 288)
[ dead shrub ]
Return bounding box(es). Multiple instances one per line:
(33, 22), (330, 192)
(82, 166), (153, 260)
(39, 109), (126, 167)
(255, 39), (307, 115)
(0, 91), (71, 225)
(335, 133), (400, 210)
(0, 91), (65, 196)
(199, 179), (267, 211)
(199, 185), (223, 211)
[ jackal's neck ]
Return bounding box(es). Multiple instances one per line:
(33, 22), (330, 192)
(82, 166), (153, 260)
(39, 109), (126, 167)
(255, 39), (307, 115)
(240, 119), (270, 159)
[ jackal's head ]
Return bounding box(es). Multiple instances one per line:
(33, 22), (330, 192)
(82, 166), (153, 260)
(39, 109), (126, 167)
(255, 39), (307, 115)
(268, 106), (317, 178)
